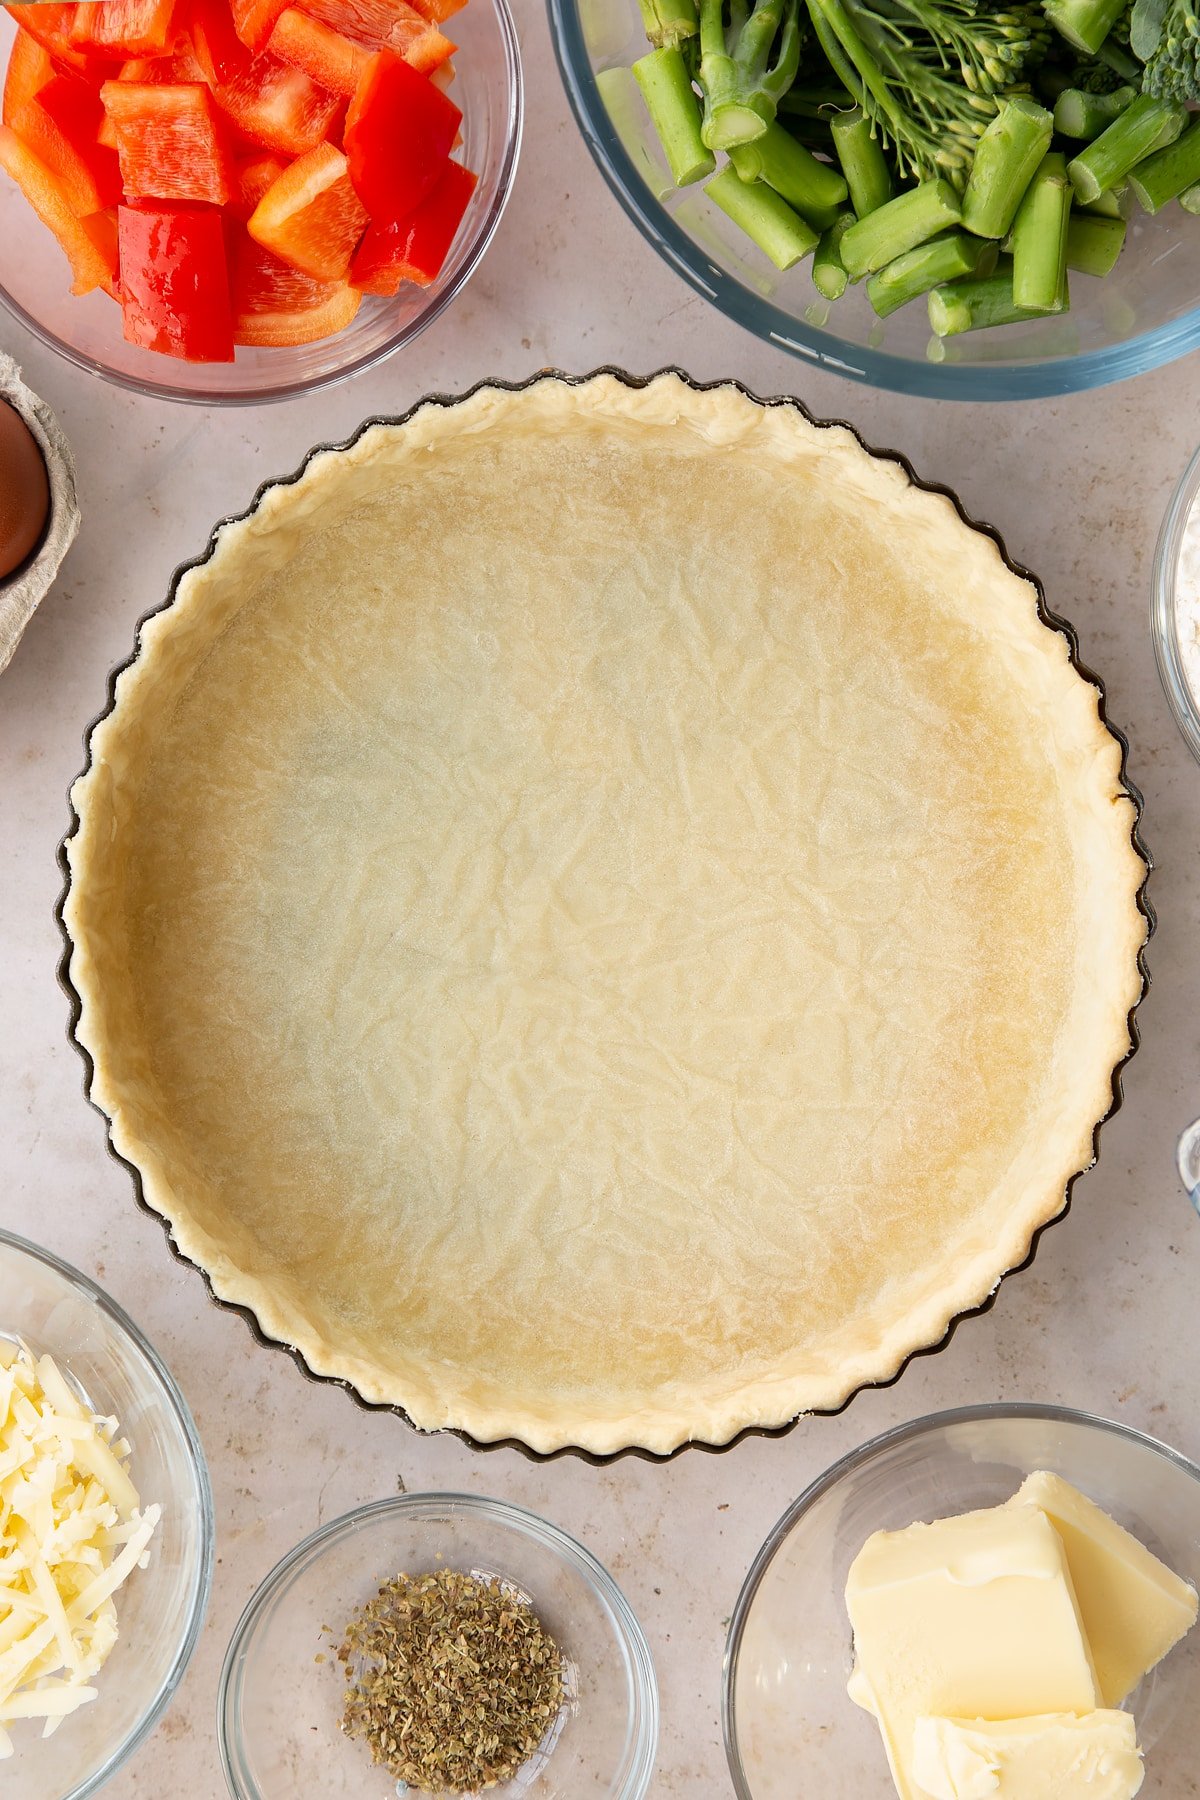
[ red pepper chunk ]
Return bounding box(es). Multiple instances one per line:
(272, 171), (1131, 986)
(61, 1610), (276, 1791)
(344, 49), (459, 222)
(71, 0), (180, 57)
(266, 9), (370, 99)
(0, 125), (118, 292)
(13, 74), (123, 214)
(4, 7), (94, 76)
(117, 201), (234, 359)
(2, 31), (54, 126)
(102, 80), (234, 204)
(350, 154), (474, 294)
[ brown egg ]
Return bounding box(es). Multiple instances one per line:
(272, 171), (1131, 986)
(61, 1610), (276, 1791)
(0, 399), (51, 581)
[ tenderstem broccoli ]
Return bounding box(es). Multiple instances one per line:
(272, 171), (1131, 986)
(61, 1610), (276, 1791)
(804, 0), (1046, 187)
(1135, 0), (1200, 103)
(698, 0), (804, 150)
(638, 0), (700, 50)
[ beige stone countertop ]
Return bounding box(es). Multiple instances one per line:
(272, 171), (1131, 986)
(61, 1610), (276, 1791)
(2, 6), (1200, 1796)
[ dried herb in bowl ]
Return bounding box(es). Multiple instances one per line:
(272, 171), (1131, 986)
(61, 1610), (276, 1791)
(337, 1568), (564, 1793)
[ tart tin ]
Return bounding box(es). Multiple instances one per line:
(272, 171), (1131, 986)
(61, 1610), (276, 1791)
(0, 352), (79, 673)
(56, 368), (1154, 1464)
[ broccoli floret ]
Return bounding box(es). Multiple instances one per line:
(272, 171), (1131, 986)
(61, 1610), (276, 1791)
(1138, 0), (1200, 102)
(803, 0), (1047, 187)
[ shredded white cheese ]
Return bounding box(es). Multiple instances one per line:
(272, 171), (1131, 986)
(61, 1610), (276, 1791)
(0, 1341), (160, 1758)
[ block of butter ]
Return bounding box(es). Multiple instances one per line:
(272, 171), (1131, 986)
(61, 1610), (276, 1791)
(910, 1711), (1144, 1800)
(845, 1503), (1099, 1800)
(1010, 1472), (1198, 1706)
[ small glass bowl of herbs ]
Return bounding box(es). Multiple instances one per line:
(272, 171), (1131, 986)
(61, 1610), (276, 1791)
(217, 1493), (658, 1799)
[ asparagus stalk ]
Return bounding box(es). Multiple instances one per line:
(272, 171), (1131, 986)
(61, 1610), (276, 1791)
(1182, 183), (1200, 216)
(1053, 86), (1137, 141)
(637, 0), (699, 49)
(1044, 0), (1130, 54)
(811, 211), (855, 297)
(1083, 184), (1132, 218)
(840, 179), (961, 279)
(1067, 95), (1189, 203)
(706, 165), (819, 267)
(866, 231), (995, 319)
(633, 49), (715, 186)
(928, 266), (1044, 336)
(830, 107), (893, 218)
(1065, 211), (1127, 275)
(1011, 152), (1072, 312)
(1128, 119), (1200, 214)
(730, 121), (848, 227)
(961, 97), (1054, 240)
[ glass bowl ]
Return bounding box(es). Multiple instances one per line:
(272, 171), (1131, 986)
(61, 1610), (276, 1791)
(1152, 444), (1200, 765)
(723, 1403), (1200, 1798)
(548, 0), (1200, 400)
(0, 0), (521, 404)
(218, 1492), (658, 1798)
(0, 1227), (214, 1799)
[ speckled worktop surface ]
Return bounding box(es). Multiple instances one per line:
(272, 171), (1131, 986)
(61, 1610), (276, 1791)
(3, 6), (1200, 1796)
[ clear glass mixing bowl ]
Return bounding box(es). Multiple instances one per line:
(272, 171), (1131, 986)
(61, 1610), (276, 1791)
(218, 1492), (658, 1799)
(0, 1228), (213, 1799)
(0, 0), (522, 404)
(724, 1403), (1200, 1798)
(548, 0), (1200, 400)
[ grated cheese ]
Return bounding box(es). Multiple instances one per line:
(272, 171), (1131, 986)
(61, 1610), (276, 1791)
(0, 1341), (160, 1758)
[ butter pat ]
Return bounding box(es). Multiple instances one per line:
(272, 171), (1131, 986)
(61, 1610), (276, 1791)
(911, 1712), (1144, 1800)
(846, 1504), (1099, 1800)
(1011, 1472), (1198, 1705)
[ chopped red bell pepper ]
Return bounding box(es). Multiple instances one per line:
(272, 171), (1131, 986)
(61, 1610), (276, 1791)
(207, 41), (340, 155)
(300, 0), (454, 73)
(228, 147), (287, 214)
(101, 79), (234, 203)
(230, 226), (358, 341)
(71, 0), (181, 58)
(118, 46), (206, 80)
(4, 6), (95, 75)
(0, 123), (118, 291)
(2, 29), (53, 127)
(184, 0), (244, 83)
(117, 199), (234, 357)
(350, 152), (472, 293)
(344, 48), (458, 222)
(408, 0), (464, 23)
(246, 137), (365, 277)
(228, 0), (286, 51)
(12, 73), (122, 213)
(265, 8), (368, 98)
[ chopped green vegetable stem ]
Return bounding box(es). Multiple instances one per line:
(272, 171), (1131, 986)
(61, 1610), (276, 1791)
(811, 211), (854, 297)
(633, 48), (715, 186)
(1066, 210), (1127, 274)
(1045, 0), (1131, 56)
(637, 0), (699, 51)
(1053, 85), (1137, 141)
(961, 96), (1053, 240)
(730, 120), (848, 226)
(1128, 118), (1200, 212)
(1067, 94), (1189, 202)
(1012, 151), (1072, 312)
(1181, 182), (1200, 216)
(865, 230), (993, 319)
(928, 265), (1044, 336)
(706, 164), (820, 267)
(840, 177), (961, 278)
(830, 106), (893, 218)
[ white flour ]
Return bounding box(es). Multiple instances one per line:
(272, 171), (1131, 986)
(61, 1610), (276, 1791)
(1175, 489), (1200, 702)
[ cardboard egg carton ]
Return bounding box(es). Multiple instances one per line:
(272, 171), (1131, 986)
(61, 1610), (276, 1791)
(1, 352), (80, 674)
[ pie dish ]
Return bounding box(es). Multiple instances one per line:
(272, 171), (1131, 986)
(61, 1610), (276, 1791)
(60, 370), (1150, 1458)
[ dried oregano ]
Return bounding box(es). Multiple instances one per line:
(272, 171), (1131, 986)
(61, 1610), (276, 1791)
(336, 1568), (564, 1792)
